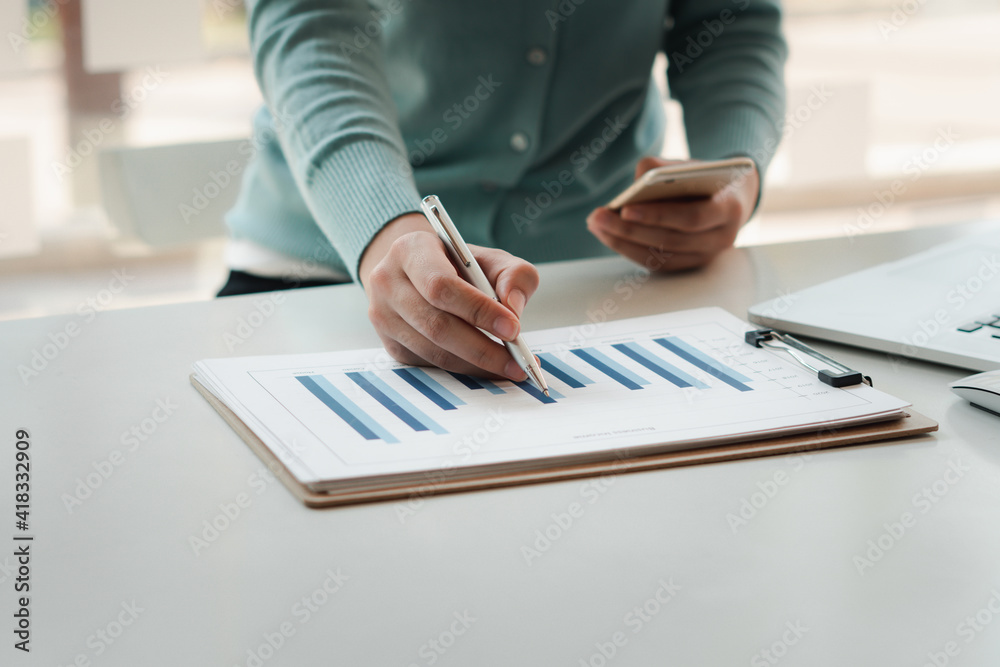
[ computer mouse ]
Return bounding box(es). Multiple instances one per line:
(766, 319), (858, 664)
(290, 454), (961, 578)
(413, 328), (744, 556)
(951, 370), (1000, 417)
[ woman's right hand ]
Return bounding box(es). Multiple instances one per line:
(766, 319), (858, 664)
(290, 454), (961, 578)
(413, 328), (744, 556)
(358, 213), (541, 381)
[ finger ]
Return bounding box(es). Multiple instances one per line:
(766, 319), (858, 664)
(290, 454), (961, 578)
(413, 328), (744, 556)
(389, 282), (527, 380)
(380, 308), (525, 381)
(588, 208), (740, 255)
(589, 225), (710, 272)
(619, 188), (742, 233)
(400, 234), (522, 341)
(376, 330), (431, 367)
(472, 245), (540, 318)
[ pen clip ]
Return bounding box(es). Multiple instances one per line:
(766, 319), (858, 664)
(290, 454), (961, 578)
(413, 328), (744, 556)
(428, 203), (473, 267)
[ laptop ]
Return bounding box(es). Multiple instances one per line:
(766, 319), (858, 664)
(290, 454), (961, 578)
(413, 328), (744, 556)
(748, 228), (1000, 372)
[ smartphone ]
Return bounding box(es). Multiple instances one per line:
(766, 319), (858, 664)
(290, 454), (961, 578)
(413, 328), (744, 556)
(607, 157), (755, 210)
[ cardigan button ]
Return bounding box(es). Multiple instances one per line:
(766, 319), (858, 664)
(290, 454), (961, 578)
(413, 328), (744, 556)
(509, 132), (530, 153)
(526, 47), (548, 66)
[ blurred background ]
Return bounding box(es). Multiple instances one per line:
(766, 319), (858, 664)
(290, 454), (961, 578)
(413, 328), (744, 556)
(1, 0), (998, 321)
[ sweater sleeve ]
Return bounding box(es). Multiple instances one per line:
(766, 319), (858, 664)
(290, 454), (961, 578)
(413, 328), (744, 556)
(664, 0), (787, 179)
(246, 0), (422, 283)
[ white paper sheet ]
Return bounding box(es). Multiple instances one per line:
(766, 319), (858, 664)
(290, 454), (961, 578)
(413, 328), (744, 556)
(194, 308), (910, 490)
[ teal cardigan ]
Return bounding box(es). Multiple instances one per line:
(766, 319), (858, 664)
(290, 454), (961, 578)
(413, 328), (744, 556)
(227, 0), (787, 282)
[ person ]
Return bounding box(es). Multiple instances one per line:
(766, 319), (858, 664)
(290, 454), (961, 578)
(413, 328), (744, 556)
(219, 0), (787, 384)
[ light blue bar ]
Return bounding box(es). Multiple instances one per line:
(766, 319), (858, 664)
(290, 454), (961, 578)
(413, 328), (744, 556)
(479, 380), (506, 395)
(358, 371), (448, 435)
(654, 338), (752, 392)
(583, 347), (650, 386)
(547, 387), (565, 399)
(661, 336), (752, 382)
(406, 367), (466, 406)
(570, 349), (642, 390)
(538, 352), (593, 387)
(394, 369), (456, 410)
(308, 375), (399, 444)
(618, 342), (709, 389)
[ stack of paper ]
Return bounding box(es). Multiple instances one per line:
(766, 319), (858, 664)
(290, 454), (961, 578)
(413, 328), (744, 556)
(192, 308), (911, 498)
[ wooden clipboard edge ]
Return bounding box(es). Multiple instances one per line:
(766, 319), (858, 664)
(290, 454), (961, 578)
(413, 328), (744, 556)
(191, 374), (938, 509)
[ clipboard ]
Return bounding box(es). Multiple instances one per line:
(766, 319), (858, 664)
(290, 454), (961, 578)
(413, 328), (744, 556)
(191, 375), (938, 509)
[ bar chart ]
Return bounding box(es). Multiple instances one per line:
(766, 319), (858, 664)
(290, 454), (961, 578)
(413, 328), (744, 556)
(193, 308), (907, 483)
(285, 332), (756, 447)
(237, 311), (883, 475)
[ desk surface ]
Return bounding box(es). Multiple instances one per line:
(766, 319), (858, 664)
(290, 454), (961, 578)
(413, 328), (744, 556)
(4, 222), (1000, 666)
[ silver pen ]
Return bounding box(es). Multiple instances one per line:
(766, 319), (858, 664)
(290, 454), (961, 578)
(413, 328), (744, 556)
(419, 195), (550, 396)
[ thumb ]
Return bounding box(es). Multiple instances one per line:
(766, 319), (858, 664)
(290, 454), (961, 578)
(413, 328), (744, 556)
(470, 245), (540, 319)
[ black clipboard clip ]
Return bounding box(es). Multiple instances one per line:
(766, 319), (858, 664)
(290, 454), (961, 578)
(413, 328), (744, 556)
(745, 329), (872, 388)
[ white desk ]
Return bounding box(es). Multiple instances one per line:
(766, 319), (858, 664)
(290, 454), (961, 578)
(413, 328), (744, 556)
(4, 222), (999, 666)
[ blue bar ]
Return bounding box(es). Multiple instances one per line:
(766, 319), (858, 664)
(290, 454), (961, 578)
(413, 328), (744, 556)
(479, 380), (506, 395)
(347, 372), (447, 434)
(295, 375), (398, 443)
(406, 368), (466, 406)
(569, 349), (643, 391)
(393, 368), (458, 410)
(581, 348), (649, 386)
(513, 380), (557, 404)
(448, 372), (483, 390)
(448, 372), (505, 395)
(353, 371), (447, 434)
(612, 342), (709, 389)
(654, 337), (753, 392)
(537, 352), (592, 389)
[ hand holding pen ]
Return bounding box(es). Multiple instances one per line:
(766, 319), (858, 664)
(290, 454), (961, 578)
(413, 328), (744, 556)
(357, 197), (544, 388)
(420, 196), (548, 395)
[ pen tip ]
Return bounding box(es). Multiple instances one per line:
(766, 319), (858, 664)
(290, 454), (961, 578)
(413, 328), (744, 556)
(543, 389), (550, 397)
